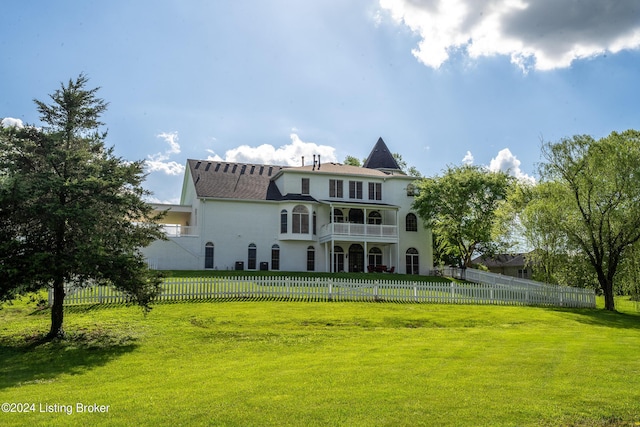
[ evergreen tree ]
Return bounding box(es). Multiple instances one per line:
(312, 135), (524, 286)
(0, 75), (166, 338)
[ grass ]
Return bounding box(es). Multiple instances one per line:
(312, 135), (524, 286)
(1, 284), (639, 426)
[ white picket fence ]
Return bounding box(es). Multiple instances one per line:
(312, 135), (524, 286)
(50, 275), (595, 308)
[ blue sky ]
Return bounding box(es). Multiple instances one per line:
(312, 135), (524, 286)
(2, 0), (639, 203)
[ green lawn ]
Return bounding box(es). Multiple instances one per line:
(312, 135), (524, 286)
(1, 291), (639, 426)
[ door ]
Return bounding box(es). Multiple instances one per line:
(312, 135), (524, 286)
(349, 244), (365, 273)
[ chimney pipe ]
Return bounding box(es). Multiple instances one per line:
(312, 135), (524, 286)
(313, 154), (316, 171)
(301, 156), (304, 167)
(318, 154), (321, 170)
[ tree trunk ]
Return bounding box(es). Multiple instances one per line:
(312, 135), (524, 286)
(47, 277), (66, 339)
(601, 279), (616, 311)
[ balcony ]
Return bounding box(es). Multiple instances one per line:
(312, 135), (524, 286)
(319, 222), (398, 243)
(161, 224), (198, 237)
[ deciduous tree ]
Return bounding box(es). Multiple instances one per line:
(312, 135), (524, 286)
(537, 130), (640, 311)
(412, 165), (513, 267)
(0, 75), (165, 338)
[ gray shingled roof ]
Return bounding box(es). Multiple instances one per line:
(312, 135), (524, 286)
(363, 137), (401, 170)
(471, 253), (529, 268)
(188, 160), (286, 200)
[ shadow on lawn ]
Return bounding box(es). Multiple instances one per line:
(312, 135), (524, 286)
(548, 307), (640, 330)
(0, 328), (138, 390)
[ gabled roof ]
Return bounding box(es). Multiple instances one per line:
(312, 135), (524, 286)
(187, 159), (286, 200)
(363, 137), (401, 171)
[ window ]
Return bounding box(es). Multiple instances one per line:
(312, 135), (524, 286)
(292, 205), (309, 234)
(406, 213), (418, 232)
(204, 242), (214, 269)
(368, 182), (382, 200)
(280, 209), (288, 233)
(333, 208), (344, 223)
(368, 247), (382, 267)
(302, 178), (310, 195)
(406, 248), (419, 275)
(349, 208), (364, 224)
(406, 183), (419, 196)
(313, 211), (317, 235)
(329, 179), (343, 198)
(248, 243), (257, 270)
(307, 246), (315, 271)
(271, 244), (280, 270)
(368, 211), (382, 225)
(333, 246), (345, 272)
(349, 181), (363, 199)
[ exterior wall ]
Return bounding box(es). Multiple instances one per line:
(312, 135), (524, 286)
(143, 237), (201, 270)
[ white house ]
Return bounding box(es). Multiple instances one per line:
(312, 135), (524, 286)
(142, 138), (433, 274)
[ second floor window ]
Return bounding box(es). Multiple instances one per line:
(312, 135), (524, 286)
(406, 213), (418, 231)
(302, 178), (310, 195)
(292, 205), (309, 234)
(329, 179), (343, 198)
(368, 182), (382, 200)
(349, 181), (363, 199)
(280, 209), (288, 233)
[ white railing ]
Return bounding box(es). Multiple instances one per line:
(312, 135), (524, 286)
(162, 225), (198, 237)
(49, 275), (595, 308)
(320, 223), (398, 239)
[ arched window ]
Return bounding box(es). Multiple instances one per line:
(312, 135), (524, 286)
(333, 208), (344, 223)
(368, 247), (382, 267)
(307, 246), (315, 271)
(280, 209), (288, 233)
(248, 243), (257, 270)
(406, 247), (419, 275)
(292, 205), (309, 234)
(271, 244), (280, 270)
(204, 242), (214, 269)
(368, 211), (382, 225)
(406, 213), (418, 232)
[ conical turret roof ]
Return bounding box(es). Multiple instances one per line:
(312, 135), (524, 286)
(363, 137), (401, 171)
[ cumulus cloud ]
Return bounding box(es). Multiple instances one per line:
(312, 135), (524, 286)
(1, 117), (24, 128)
(489, 148), (535, 183)
(462, 150), (474, 165)
(378, 0), (640, 71)
(146, 131), (185, 176)
(206, 133), (338, 166)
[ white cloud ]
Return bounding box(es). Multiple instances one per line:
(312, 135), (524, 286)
(146, 131), (185, 176)
(207, 133), (338, 166)
(378, 0), (640, 71)
(462, 150), (474, 165)
(489, 148), (535, 183)
(1, 117), (24, 128)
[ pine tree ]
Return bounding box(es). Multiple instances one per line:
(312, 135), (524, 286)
(0, 75), (166, 338)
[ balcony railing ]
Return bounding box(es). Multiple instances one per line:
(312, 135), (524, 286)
(319, 222), (398, 242)
(161, 225), (198, 237)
